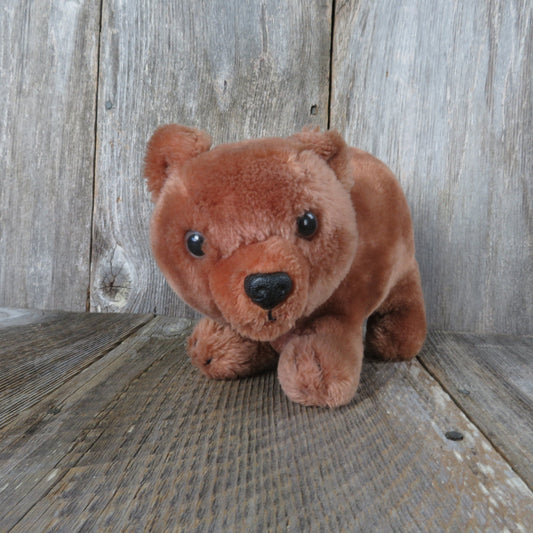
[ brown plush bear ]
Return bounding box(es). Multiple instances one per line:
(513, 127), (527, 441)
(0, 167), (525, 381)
(144, 125), (426, 407)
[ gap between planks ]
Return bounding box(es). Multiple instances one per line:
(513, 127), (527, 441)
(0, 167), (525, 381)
(417, 330), (533, 491)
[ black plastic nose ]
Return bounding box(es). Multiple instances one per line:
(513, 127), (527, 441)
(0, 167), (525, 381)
(244, 272), (293, 310)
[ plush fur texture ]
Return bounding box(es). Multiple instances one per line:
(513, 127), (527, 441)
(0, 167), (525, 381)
(145, 125), (426, 407)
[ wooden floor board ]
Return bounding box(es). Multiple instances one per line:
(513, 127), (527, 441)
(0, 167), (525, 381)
(0, 315), (189, 531)
(419, 330), (533, 489)
(0, 309), (153, 429)
(0, 313), (532, 531)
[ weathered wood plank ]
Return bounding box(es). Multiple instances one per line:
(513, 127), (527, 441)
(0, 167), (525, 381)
(2, 319), (531, 531)
(331, 0), (533, 334)
(0, 1), (100, 311)
(90, 0), (332, 315)
(0, 308), (53, 328)
(0, 315), (189, 531)
(0, 310), (152, 429)
(419, 330), (533, 489)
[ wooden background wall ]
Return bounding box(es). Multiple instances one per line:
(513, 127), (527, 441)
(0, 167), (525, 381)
(1, 0), (531, 335)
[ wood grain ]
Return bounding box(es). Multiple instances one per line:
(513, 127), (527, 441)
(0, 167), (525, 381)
(419, 330), (533, 489)
(89, 0), (333, 316)
(1, 314), (531, 531)
(0, 307), (54, 328)
(2, 1), (531, 336)
(331, 0), (533, 334)
(0, 0), (99, 311)
(0, 315), (188, 531)
(0, 309), (152, 429)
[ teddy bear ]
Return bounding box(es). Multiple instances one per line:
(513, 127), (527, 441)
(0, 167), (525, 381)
(144, 124), (426, 407)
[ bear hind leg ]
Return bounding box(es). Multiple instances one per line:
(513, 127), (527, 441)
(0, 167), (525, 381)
(365, 269), (426, 361)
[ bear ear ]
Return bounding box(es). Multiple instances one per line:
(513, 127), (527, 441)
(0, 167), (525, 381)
(290, 127), (354, 190)
(144, 124), (211, 202)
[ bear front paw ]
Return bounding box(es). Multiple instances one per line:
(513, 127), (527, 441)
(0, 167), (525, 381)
(188, 318), (278, 380)
(277, 336), (361, 408)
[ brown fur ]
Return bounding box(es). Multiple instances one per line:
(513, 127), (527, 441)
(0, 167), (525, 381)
(145, 125), (426, 407)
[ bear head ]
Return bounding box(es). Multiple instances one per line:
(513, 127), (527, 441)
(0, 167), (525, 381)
(145, 125), (357, 342)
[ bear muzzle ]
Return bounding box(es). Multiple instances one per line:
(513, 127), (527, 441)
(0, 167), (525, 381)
(208, 237), (309, 341)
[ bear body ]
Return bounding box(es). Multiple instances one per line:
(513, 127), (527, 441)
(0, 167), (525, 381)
(145, 125), (426, 407)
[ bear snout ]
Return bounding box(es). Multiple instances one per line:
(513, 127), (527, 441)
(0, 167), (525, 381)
(208, 236), (309, 341)
(244, 272), (293, 310)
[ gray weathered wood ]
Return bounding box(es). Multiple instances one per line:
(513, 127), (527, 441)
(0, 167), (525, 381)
(1, 313), (531, 531)
(0, 309), (152, 429)
(0, 315), (187, 531)
(331, 0), (533, 334)
(0, 307), (53, 328)
(89, 0), (332, 315)
(419, 330), (533, 489)
(2, 1), (531, 337)
(0, 1), (100, 311)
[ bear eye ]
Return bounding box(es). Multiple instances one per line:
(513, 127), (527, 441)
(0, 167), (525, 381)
(296, 211), (318, 239)
(185, 231), (205, 257)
